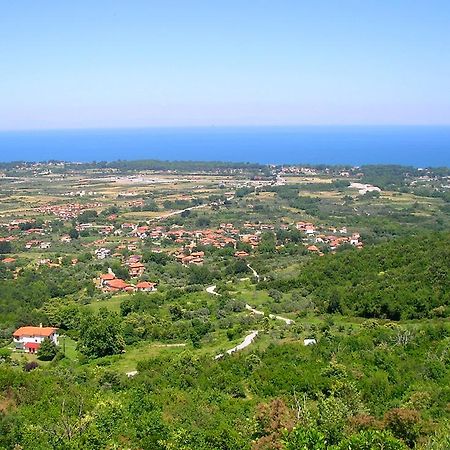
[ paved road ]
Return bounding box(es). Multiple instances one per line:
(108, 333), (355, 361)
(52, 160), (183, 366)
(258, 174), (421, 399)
(215, 330), (259, 359)
(247, 264), (260, 282)
(206, 285), (220, 296)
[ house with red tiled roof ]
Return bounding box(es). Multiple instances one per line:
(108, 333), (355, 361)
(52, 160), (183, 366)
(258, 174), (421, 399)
(104, 278), (134, 292)
(100, 273), (115, 281)
(234, 251), (249, 258)
(1, 257), (16, 264)
(13, 325), (59, 353)
(128, 262), (145, 277)
(136, 281), (158, 292)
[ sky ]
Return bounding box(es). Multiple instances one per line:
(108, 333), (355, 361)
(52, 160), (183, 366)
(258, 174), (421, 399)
(1, 1), (450, 130)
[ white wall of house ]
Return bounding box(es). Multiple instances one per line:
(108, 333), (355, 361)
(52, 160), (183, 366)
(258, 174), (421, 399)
(14, 332), (59, 349)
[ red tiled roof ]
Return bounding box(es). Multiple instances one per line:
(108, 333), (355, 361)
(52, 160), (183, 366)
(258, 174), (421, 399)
(105, 279), (130, 289)
(24, 342), (40, 350)
(136, 281), (157, 289)
(2, 257), (16, 263)
(14, 326), (57, 338)
(100, 273), (115, 280)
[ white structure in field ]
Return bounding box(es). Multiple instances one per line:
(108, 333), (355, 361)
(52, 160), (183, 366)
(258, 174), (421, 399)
(13, 325), (59, 354)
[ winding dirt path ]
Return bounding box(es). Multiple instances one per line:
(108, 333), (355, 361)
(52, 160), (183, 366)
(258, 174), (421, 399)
(246, 304), (294, 325)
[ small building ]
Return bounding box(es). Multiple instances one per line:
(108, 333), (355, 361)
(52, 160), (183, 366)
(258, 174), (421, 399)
(135, 281), (158, 292)
(1, 257), (16, 264)
(303, 338), (317, 346)
(95, 248), (111, 259)
(98, 272), (116, 288)
(128, 262), (145, 277)
(13, 325), (59, 353)
(104, 278), (133, 292)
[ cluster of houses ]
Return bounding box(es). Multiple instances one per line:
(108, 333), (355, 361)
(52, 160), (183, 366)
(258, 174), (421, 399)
(296, 221), (363, 253)
(279, 166), (319, 175)
(89, 217), (363, 272)
(175, 251), (205, 266)
(35, 202), (103, 220)
(25, 240), (51, 250)
(96, 270), (157, 293)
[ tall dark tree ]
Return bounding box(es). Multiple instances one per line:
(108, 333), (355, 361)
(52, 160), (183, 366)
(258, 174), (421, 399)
(78, 309), (125, 358)
(38, 338), (58, 361)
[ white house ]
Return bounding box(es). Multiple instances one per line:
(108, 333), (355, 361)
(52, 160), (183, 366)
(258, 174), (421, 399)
(13, 325), (59, 353)
(95, 247), (111, 259)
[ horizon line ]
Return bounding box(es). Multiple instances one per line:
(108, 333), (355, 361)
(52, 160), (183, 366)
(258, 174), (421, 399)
(1, 123), (450, 133)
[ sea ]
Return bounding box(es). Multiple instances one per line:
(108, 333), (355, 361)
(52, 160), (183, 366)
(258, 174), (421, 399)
(0, 126), (449, 167)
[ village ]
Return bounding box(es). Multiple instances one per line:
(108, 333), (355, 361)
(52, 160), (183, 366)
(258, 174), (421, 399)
(0, 161), (447, 361)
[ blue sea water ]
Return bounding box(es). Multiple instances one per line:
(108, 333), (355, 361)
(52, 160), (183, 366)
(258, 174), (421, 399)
(0, 126), (449, 167)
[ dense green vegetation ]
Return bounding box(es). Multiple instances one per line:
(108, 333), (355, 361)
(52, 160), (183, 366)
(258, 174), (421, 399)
(1, 319), (449, 449)
(262, 232), (450, 320)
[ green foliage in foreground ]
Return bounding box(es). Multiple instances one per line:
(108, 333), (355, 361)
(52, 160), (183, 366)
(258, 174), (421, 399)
(0, 320), (449, 449)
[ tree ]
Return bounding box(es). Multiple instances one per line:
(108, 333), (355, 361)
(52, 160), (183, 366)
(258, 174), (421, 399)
(196, 216), (210, 227)
(169, 304), (183, 321)
(0, 241), (12, 254)
(109, 262), (129, 281)
(69, 228), (79, 239)
(228, 258), (249, 275)
(259, 232), (276, 253)
(283, 428), (327, 450)
(189, 265), (214, 285)
(384, 408), (421, 447)
(38, 337), (58, 361)
(77, 209), (98, 223)
(78, 309), (125, 358)
(0, 348), (12, 363)
(327, 290), (343, 314)
(337, 430), (407, 449)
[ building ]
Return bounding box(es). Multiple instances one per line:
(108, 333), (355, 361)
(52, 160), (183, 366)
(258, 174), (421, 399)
(128, 262), (145, 277)
(135, 281), (158, 292)
(13, 325), (59, 353)
(104, 278), (134, 292)
(95, 248), (111, 259)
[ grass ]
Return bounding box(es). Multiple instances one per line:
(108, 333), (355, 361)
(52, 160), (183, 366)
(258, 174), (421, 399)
(91, 341), (187, 373)
(86, 294), (127, 313)
(60, 336), (78, 360)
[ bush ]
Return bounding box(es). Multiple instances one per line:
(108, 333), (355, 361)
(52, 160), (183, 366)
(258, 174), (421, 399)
(24, 361), (39, 372)
(337, 430), (407, 449)
(384, 408), (421, 447)
(283, 428), (327, 450)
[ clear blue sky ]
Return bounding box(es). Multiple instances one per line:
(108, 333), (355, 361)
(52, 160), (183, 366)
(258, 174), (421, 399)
(1, 1), (449, 130)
